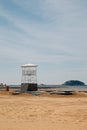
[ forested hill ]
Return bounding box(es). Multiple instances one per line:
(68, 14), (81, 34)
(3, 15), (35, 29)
(63, 80), (85, 86)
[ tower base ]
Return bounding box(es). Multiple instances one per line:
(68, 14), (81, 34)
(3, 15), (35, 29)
(21, 83), (38, 92)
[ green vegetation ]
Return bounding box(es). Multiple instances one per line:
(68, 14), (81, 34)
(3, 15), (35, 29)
(63, 80), (85, 86)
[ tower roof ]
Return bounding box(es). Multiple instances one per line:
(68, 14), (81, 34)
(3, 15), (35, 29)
(21, 63), (37, 67)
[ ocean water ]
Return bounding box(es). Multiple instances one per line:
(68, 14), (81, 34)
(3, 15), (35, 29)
(9, 84), (87, 88)
(38, 84), (87, 91)
(38, 84), (87, 88)
(7, 84), (87, 91)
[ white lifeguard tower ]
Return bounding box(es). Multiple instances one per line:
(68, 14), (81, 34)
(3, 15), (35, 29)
(21, 63), (38, 92)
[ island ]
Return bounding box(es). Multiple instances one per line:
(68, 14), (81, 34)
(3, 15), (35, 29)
(63, 80), (85, 86)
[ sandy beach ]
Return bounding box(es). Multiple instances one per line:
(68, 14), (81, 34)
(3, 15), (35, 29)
(0, 91), (87, 130)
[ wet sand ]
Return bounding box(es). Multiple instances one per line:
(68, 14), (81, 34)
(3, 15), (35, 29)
(0, 91), (87, 130)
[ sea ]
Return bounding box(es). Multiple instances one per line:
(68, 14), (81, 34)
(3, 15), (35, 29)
(8, 84), (87, 92)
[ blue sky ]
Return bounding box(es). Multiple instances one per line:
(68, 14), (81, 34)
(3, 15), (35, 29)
(0, 0), (87, 85)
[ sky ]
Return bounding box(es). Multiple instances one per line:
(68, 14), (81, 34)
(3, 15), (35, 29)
(0, 0), (87, 85)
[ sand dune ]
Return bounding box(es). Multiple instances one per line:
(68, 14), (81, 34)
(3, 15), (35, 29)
(0, 91), (87, 130)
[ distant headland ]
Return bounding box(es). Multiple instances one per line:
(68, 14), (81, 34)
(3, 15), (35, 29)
(63, 80), (85, 86)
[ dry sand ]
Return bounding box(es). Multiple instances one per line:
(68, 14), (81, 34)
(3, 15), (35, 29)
(0, 91), (87, 130)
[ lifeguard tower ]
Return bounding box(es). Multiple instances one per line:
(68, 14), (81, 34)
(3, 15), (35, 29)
(21, 64), (38, 92)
